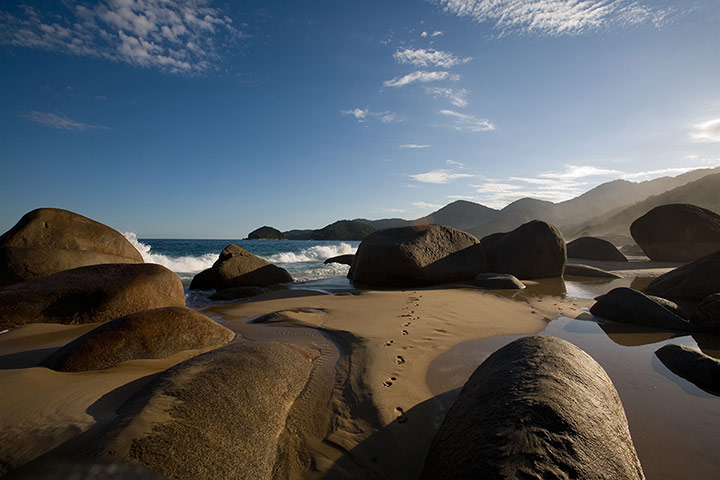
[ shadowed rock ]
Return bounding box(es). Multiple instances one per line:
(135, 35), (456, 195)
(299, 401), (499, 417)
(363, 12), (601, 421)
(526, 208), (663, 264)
(350, 225), (487, 287)
(567, 236), (627, 262)
(590, 287), (695, 331)
(323, 254), (354, 265)
(691, 294), (720, 331)
(422, 336), (644, 480)
(190, 244), (292, 290)
(656, 344), (720, 396)
(645, 250), (720, 301)
(630, 204), (720, 262)
(0, 263), (185, 329)
(465, 273), (525, 289)
(0, 208), (143, 286)
(47, 307), (235, 372)
(87, 340), (319, 480)
(564, 264), (622, 279)
(209, 286), (270, 300)
(481, 220), (566, 279)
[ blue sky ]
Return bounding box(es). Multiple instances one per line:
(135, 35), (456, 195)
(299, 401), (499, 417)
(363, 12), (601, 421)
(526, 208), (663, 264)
(1, 0), (719, 238)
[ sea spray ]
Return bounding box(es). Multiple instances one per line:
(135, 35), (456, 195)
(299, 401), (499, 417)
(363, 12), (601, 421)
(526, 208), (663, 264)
(124, 233), (217, 274)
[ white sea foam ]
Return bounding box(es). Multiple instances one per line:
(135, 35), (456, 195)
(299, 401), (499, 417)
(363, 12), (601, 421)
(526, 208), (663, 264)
(123, 232), (217, 273)
(264, 242), (357, 263)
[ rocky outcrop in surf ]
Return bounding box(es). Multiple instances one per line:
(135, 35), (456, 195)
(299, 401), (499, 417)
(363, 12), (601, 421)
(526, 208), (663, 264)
(190, 244), (292, 290)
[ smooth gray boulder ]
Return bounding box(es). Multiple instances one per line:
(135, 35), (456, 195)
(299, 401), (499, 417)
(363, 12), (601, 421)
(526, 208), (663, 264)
(590, 287), (695, 331)
(567, 236), (627, 262)
(422, 336), (644, 480)
(645, 250), (720, 300)
(87, 340), (319, 480)
(481, 220), (566, 279)
(564, 264), (622, 279)
(630, 204), (720, 262)
(0, 208), (143, 286)
(350, 225), (487, 287)
(656, 344), (720, 395)
(0, 264), (185, 329)
(190, 244), (292, 290)
(47, 307), (235, 372)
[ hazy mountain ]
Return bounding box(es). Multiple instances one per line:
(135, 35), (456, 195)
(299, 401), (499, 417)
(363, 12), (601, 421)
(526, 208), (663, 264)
(414, 200), (499, 232)
(309, 220), (375, 241)
(354, 218), (411, 230)
(569, 172), (720, 239)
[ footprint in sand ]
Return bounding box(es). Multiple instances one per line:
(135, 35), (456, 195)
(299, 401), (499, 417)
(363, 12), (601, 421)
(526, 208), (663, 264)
(395, 356), (405, 365)
(402, 322), (411, 327)
(395, 407), (408, 424)
(385, 340), (394, 347)
(383, 380), (393, 387)
(401, 330), (409, 336)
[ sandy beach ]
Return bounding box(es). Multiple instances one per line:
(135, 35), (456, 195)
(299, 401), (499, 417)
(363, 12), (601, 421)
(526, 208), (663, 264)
(1, 259), (719, 479)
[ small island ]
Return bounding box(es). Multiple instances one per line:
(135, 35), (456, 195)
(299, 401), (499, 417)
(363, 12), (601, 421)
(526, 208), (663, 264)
(247, 226), (286, 240)
(309, 220), (375, 241)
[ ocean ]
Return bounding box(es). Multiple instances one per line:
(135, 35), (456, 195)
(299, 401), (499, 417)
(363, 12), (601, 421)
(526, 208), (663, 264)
(124, 233), (358, 287)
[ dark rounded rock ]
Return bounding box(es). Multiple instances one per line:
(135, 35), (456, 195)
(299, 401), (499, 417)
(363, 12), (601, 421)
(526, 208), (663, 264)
(481, 220), (566, 279)
(691, 294), (720, 331)
(564, 263), (622, 279)
(190, 244), (292, 290)
(656, 344), (720, 396)
(645, 250), (720, 300)
(590, 287), (695, 331)
(209, 286), (270, 300)
(247, 226), (285, 240)
(630, 204), (720, 262)
(422, 336), (644, 480)
(0, 208), (143, 286)
(350, 225), (487, 287)
(465, 273), (525, 289)
(47, 306), (235, 372)
(323, 254), (355, 266)
(567, 236), (627, 262)
(0, 263), (185, 329)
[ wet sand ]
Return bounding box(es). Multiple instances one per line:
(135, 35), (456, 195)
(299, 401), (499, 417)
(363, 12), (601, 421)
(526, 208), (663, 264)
(1, 259), (719, 478)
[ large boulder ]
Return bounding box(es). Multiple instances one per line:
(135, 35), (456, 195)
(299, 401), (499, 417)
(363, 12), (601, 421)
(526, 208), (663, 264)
(47, 307), (235, 372)
(630, 204), (720, 262)
(590, 287), (695, 331)
(656, 344), (720, 395)
(87, 340), (319, 480)
(349, 225), (486, 287)
(422, 336), (644, 479)
(481, 220), (566, 279)
(645, 250), (720, 300)
(567, 236), (627, 262)
(189, 244), (292, 290)
(0, 263), (185, 329)
(0, 208), (143, 286)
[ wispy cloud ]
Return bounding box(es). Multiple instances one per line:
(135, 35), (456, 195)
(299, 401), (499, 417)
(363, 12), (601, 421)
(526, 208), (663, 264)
(438, 109), (494, 132)
(446, 159), (465, 167)
(431, 0), (668, 36)
(690, 119), (720, 143)
(536, 165), (623, 180)
(0, 1), (244, 74)
(341, 107), (402, 123)
(382, 208), (407, 213)
(410, 169), (474, 184)
(425, 87), (469, 107)
(420, 30), (444, 38)
(384, 70), (458, 88)
(400, 144), (431, 149)
(393, 48), (471, 68)
(21, 111), (106, 131)
(412, 201), (443, 210)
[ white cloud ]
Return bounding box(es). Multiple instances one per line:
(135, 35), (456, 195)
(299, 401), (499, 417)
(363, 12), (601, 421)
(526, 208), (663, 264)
(382, 208), (407, 213)
(446, 159), (465, 167)
(425, 87), (469, 107)
(393, 48), (471, 68)
(537, 165), (623, 180)
(431, 30), (444, 37)
(384, 70), (458, 88)
(0, 1), (244, 74)
(420, 31), (428, 38)
(431, 0), (668, 36)
(690, 119), (720, 143)
(342, 107), (402, 123)
(438, 109), (494, 132)
(400, 144), (431, 149)
(412, 201), (443, 210)
(21, 111), (106, 131)
(410, 169), (474, 184)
